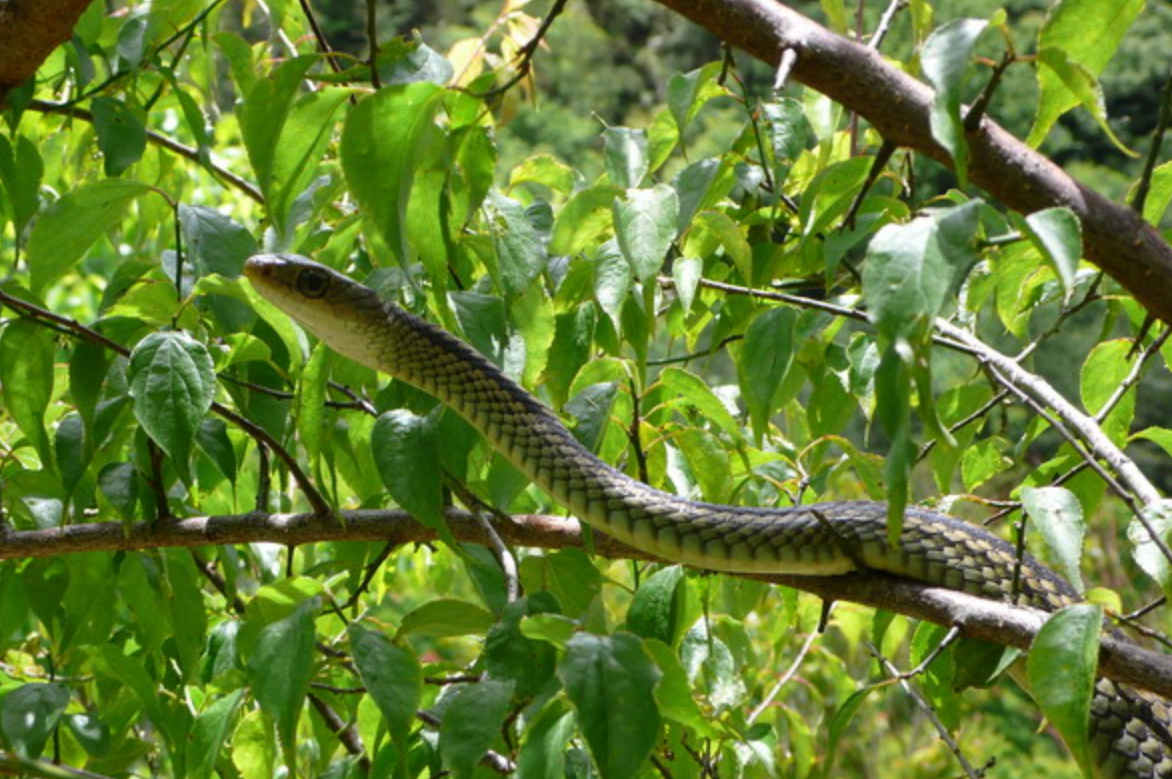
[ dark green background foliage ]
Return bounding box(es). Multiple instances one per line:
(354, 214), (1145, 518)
(0, 0), (1171, 777)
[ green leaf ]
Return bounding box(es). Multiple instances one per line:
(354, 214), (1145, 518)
(55, 413), (87, 500)
(372, 409), (449, 539)
(64, 713), (110, 757)
(91, 96), (148, 176)
(799, 156), (872, 238)
(658, 366), (743, 444)
(862, 200), (981, 341)
(1079, 339), (1135, 444)
(1021, 486), (1086, 594)
(677, 428), (732, 503)
(128, 331), (217, 477)
(440, 679), (515, 779)
(763, 98), (808, 187)
(593, 240), (631, 331)
(1127, 499), (1172, 595)
(1028, 604), (1102, 776)
(550, 184), (622, 256)
(687, 210), (751, 281)
(922, 19), (987, 187)
(246, 599), (316, 746)
(0, 132), (43, 237)
(98, 462), (139, 520)
(485, 596), (559, 700)
(517, 548), (602, 618)
(626, 566), (687, 646)
(822, 687), (877, 777)
(179, 204), (258, 277)
(1032, 47), (1135, 156)
(671, 255), (702, 315)
(232, 709), (275, 779)
(341, 83), (446, 263)
(667, 63), (724, 134)
(909, 623), (959, 732)
(487, 190), (547, 297)
(640, 639), (717, 738)
(517, 698), (576, 779)
(613, 184), (679, 284)
(737, 306), (798, 442)
(395, 598), (496, 639)
(1016, 207), (1081, 299)
(510, 153), (576, 195)
(559, 633), (661, 779)
(188, 690), (245, 779)
(0, 683), (69, 759)
(544, 304), (596, 408)
(295, 342), (328, 466)
(25, 179), (151, 293)
(349, 624), (421, 750)
(1027, 0), (1145, 149)
(197, 417), (237, 483)
(603, 127), (649, 188)
(0, 319), (56, 464)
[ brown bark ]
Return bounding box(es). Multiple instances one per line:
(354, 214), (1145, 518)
(651, 0), (1172, 325)
(0, 0), (94, 107)
(2, 507), (1172, 704)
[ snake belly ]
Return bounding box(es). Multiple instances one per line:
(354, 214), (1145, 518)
(243, 253), (1172, 778)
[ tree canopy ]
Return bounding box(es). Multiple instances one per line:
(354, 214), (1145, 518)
(2, 1), (1172, 778)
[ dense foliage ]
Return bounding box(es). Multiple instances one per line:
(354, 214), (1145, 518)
(1, 0), (1172, 778)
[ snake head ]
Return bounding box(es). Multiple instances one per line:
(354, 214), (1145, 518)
(243, 253), (391, 368)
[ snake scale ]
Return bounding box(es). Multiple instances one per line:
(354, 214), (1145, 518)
(244, 253), (1172, 777)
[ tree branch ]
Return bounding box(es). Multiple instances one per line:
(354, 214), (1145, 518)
(3, 507), (1172, 703)
(647, 0), (1172, 327)
(0, 0), (92, 107)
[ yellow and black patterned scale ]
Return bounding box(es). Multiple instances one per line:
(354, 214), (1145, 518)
(244, 253), (1172, 778)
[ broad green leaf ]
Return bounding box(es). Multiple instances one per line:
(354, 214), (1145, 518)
(1021, 486), (1086, 594)
(1017, 207), (1081, 298)
(559, 633), (662, 779)
(295, 342), (328, 465)
(341, 83), (446, 263)
(544, 303), (596, 407)
(922, 19), (988, 186)
(626, 566), (687, 646)
(671, 255), (702, 315)
(1031, 47), (1135, 156)
(0, 683), (69, 759)
(666, 62), (724, 133)
(823, 687), (877, 777)
(678, 427), (732, 502)
(487, 190), (547, 297)
(0, 132), (43, 238)
(614, 184), (679, 284)
(188, 690), (245, 779)
(440, 679), (515, 779)
(641, 639), (717, 738)
(658, 366), (742, 443)
(688, 210), (752, 280)
(875, 343), (915, 536)
(64, 713), (110, 757)
(1027, 0), (1145, 148)
(179, 204), (258, 277)
(128, 331), (216, 477)
(197, 417), (237, 483)
(484, 596), (559, 700)
(517, 698), (576, 779)
(799, 156), (871, 238)
(1028, 604), (1102, 776)
(232, 709), (275, 779)
(1079, 339), (1135, 445)
(26, 179), (151, 293)
(246, 599), (316, 745)
(673, 158), (724, 231)
(910, 623), (959, 732)
(517, 548), (602, 618)
(394, 598), (495, 639)
(98, 462), (139, 520)
(602, 127), (649, 188)
(863, 200), (981, 341)
(510, 153), (576, 195)
(763, 98), (808, 187)
(566, 382), (618, 454)
(1127, 499), (1172, 594)
(550, 184), (622, 256)
(0, 319), (55, 464)
(519, 613), (579, 647)
(350, 624), (421, 750)
(737, 306), (798, 442)
(372, 409), (448, 539)
(55, 413), (87, 500)
(92, 96), (148, 176)
(593, 240), (631, 331)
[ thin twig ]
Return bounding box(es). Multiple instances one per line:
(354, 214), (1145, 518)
(1092, 329), (1169, 424)
(308, 693), (371, 772)
(869, 0), (907, 51)
(747, 627), (821, 724)
(866, 642), (986, 779)
(470, 0), (570, 98)
(1131, 63), (1172, 215)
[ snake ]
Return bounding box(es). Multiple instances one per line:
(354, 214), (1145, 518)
(243, 252), (1172, 778)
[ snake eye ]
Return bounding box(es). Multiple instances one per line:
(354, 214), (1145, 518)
(296, 268), (331, 299)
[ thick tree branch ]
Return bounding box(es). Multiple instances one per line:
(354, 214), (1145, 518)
(649, 0), (1172, 327)
(0, 0), (91, 107)
(4, 507), (1171, 702)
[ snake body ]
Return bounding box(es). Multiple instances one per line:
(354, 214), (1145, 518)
(244, 253), (1172, 777)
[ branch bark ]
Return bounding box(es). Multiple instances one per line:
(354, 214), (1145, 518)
(648, 0), (1172, 327)
(0, 0), (92, 106)
(5, 507), (1172, 703)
